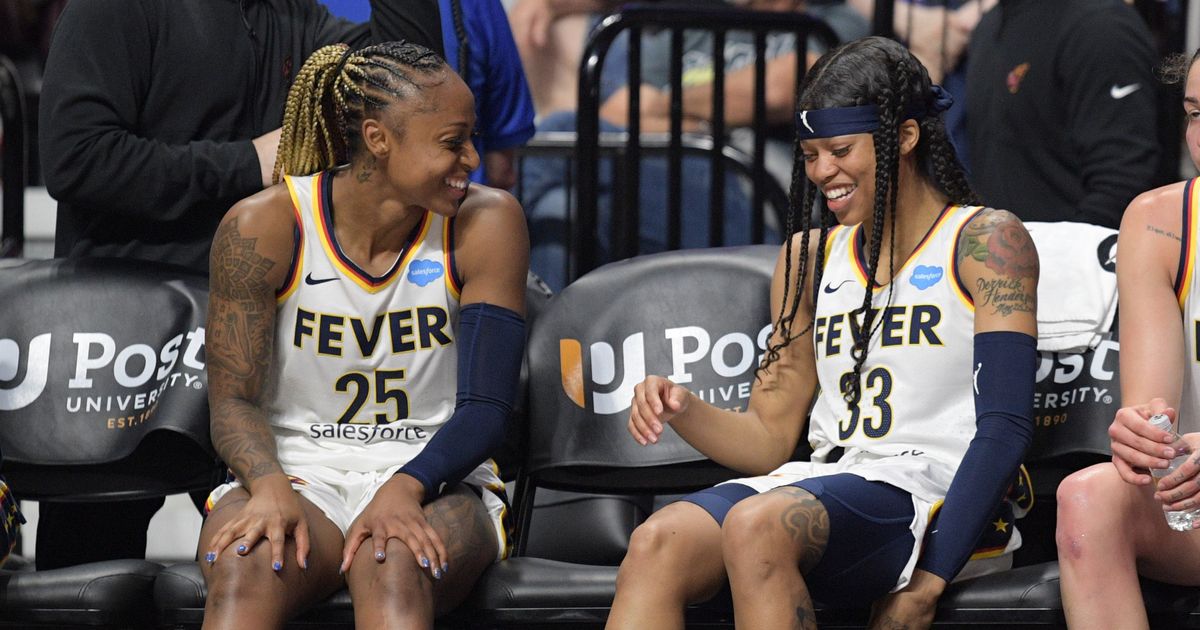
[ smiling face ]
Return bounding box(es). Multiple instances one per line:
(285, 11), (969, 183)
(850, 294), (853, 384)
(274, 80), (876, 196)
(800, 132), (877, 226)
(366, 72), (480, 217)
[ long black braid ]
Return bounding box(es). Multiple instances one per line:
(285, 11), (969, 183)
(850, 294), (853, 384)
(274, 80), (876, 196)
(759, 36), (978, 413)
(449, 0), (471, 86)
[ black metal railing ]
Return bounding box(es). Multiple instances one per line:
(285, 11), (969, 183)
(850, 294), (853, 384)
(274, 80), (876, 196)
(572, 4), (839, 280)
(0, 54), (26, 258)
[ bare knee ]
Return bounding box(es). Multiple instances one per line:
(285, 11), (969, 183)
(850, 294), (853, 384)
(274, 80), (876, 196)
(204, 550), (284, 609)
(722, 496), (802, 579)
(622, 516), (694, 575)
(1055, 465), (1133, 560)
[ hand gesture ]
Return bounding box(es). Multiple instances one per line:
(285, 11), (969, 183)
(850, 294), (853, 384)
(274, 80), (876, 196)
(1152, 431), (1200, 513)
(205, 475), (310, 572)
(1108, 397), (1180, 486)
(628, 375), (691, 446)
(340, 473), (446, 580)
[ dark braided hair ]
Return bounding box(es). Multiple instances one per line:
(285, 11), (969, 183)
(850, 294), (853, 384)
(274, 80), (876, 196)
(449, 0), (471, 86)
(759, 36), (978, 412)
(274, 41), (448, 182)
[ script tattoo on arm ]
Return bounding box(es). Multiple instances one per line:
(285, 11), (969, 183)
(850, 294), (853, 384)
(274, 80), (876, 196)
(957, 210), (1038, 318)
(1146, 223), (1183, 243)
(207, 218), (284, 484)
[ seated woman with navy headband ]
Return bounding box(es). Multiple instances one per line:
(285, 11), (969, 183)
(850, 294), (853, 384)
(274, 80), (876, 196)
(606, 37), (1039, 630)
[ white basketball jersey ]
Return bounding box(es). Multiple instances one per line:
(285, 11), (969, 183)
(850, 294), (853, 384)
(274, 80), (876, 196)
(1178, 179), (1200, 434)
(264, 172), (485, 478)
(807, 204), (985, 504)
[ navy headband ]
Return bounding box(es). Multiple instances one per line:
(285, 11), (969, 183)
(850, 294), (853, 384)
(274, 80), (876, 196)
(796, 84), (954, 141)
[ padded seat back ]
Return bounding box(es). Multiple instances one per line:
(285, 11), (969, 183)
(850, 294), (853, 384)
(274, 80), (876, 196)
(0, 257), (216, 500)
(525, 244), (778, 490)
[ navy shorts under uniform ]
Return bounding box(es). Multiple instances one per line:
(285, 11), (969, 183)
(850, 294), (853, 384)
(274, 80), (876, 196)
(682, 473), (915, 607)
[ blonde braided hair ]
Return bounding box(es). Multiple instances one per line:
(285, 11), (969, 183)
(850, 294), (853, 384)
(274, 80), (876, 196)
(274, 41), (447, 184)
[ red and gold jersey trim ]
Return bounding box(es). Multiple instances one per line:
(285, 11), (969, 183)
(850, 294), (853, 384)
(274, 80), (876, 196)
(1176, 178), (1198, 308)
(311, 172), (432, 294)
(949, 205), (988, 310)
(276, 176), (307, 302)
(848, 204), (954, 289)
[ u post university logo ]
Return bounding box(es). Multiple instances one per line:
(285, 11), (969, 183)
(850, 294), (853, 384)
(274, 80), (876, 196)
(558, 324), (773, 415)
(0, 334), (52, 411)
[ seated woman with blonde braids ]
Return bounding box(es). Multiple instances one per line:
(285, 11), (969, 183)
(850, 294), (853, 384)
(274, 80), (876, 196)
(196, 41), (529, 629)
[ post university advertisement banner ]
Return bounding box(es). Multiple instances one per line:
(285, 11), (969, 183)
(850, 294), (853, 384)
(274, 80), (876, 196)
(0, 258), (212, 466)
(527, 246), (779, 472)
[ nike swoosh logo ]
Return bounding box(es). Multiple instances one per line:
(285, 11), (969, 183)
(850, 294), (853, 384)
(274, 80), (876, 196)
(823, 279), (854, 294)
(304, 273), (339, 286)
(1110, 83), (1141, 99)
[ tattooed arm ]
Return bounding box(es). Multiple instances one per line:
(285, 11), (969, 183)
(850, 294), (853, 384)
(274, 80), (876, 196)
(1108, 184), (1197, 505)
(203, 186), (310, 568)
(869, 210), (1041, 629)
(956, 209), (1039, 334)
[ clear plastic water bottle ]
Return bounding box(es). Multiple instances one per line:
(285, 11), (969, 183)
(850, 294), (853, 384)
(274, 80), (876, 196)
(1148, 413), (1200, 531)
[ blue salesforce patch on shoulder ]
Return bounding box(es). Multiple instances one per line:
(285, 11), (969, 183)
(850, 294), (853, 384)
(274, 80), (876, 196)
(407, 259), (445, 287)
(910, 265), (943, 290)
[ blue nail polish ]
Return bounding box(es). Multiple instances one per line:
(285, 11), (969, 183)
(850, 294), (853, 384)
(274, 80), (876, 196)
(273, 561), (282, 572)
(441, 562), (449, 574)
(375, 551), (385, 561)
(301, 558), (308, 570)
(420, 557), (430, 568)
(432, 568), (442, 580)
(204, 552), (216, 564)
(237, 544), (247, 554)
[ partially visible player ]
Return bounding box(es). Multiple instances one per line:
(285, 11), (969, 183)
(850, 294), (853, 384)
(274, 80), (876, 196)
(607, 36), (1038, 630)
(198, 41), (528, 629)
(1056, 48), (1200, 629)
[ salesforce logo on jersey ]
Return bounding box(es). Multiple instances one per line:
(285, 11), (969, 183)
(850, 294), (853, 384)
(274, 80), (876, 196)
(407, 259), (444, 287)
(559, 323), (773, 415)
(0, 261), (212, 463)
(909, 265), (943, 290)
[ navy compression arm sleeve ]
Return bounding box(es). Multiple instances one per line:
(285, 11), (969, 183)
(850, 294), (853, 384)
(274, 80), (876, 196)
(916, 330), (1037, 581)
(398, 303), (526, 501)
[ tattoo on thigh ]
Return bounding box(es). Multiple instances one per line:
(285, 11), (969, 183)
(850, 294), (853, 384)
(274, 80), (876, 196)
(875, 614), (912, 630)
(794, 606), (818, 630)
(425, 490), (496, 564)
(775, 487), (830, 573)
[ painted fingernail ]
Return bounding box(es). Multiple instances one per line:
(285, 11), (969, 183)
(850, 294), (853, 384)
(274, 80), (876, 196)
(441, 562), (449, 574)
(432, 567), (442, 580)
(237, 544), (247, 554)
(375, 551), (385, 561)
(301, 558), (308, 570)
(420, 556), (430, 568)
(273, 561), (282, 572)
(204, 552), (216, 564)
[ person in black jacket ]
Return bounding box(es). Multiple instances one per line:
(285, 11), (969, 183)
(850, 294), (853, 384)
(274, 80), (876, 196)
(35, 0), (442, 571)
(965, 0), (1162, 228)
